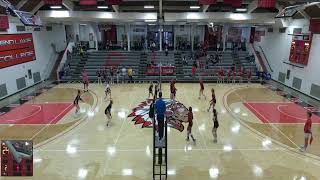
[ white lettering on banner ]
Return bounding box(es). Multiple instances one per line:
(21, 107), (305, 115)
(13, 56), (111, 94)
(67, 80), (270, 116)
(0, 38), (32, 46)
(0, 51), (34, 62)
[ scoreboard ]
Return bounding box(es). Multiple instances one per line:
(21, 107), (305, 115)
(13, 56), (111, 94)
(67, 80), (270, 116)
(1, 140), (33, 176)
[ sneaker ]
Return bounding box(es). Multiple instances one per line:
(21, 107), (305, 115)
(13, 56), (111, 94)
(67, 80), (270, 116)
(207, 108), (210, 112)
(193, 139), (196, 143)
(299, 147), (305, 152)
(186, 138), (189, 141)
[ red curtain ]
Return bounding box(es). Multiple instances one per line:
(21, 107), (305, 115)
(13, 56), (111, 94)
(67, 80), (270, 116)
(199, 0), (217, 5)
(258, 0), (276, 8)
(105, 0), (122, 5)
(104, 25), (117, 43)
(224, 0), (242, 8)
(310, 19), (320, 33)
(44, 0), (62, 5)
(0, 16), (9, 29)
(79, 0), (97, 5)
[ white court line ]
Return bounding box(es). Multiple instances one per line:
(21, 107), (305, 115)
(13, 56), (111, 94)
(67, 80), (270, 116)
(38, 148), (284, 152)
(31, 103), (73, 140)
(236, 92), (300, 149)
(245, 103), (270, 123)
(0, 105), (42, 122)
(277, 105), (307, 121)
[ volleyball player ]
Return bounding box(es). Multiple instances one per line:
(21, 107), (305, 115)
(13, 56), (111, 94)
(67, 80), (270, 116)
(186, 107), (196, 143)
(105, 81), (111, 99)
(105, 100), (113, 127)
(82, 70), (89, 92)
(300, 111), (313, 152)
(199, 80), (206, 100)
(207, 88), (216, 112)
(170, 80), (177, 100)
(154, 82), (160, 99)
(96, 69), (102, 85)
(148, 82), (154, 99)
(73, 90), (83, 114)
(212, 109), (219, 143)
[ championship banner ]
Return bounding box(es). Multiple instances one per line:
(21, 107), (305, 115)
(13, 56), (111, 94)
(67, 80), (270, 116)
(79, 0), (97, 5)
(199, 0), (217, 5)
(0, 33), (36, 69)
(0, 48), (36, 68)
(0, 16), (9, 29)
(0, 34), (34, 52)
(44, 0), (62, 5)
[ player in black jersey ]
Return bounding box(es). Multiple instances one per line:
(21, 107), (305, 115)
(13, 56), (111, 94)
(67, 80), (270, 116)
(73, 90), (83, 114)
(212, 109), (219, 143)
(148, 82), (154, 99)
(105, 100), (113, 127)
(154, 82), (160, 99)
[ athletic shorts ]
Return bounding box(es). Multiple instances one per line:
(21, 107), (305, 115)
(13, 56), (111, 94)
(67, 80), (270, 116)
(304, 133), (311, 139)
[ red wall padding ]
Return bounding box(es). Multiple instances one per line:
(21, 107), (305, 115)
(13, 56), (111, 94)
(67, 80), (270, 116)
(310, 19), (320, 33)
(258, 0), (276, 8)
(79, 0), (97, 5)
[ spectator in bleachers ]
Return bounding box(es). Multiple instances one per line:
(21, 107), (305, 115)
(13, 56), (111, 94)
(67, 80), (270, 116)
(182, 55), (188, 65)
(64, 63), (71, 76)
(128, 67), (133, 83)
(97, 69), (102, 84)
(110, 67), (114, 84)
(165, 46), (168, 56)
(116, 67), (120, 84)
(121, 66), (127, 83)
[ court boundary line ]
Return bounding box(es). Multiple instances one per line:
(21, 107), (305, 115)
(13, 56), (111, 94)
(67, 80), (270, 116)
(277, 105), (308, 121)
(234, 90), (300, 149)
(34, 88), (99, 149)
(0, 105), (42, 122)
(30, 103), (73, 140)
(223, 86), (320, 161)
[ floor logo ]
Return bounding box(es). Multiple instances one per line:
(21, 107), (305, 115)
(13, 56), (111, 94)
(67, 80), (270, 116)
(128, 99), (189, 132)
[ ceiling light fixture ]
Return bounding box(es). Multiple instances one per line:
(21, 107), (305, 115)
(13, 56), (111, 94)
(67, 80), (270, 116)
(236, 8), (247, 12)
(97, 6), (109, 9)
(144, 5), (154, 9)
(145, 19), (157, 22)
(190, 6), (200, 9)
(50, 6), (62, 9)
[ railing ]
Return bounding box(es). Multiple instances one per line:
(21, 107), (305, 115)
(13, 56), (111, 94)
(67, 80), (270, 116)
(56, 42), (75, 81)
(42, 51), (58, 80)
(258, 46), (273, 72)
(249, 44), (267, 72)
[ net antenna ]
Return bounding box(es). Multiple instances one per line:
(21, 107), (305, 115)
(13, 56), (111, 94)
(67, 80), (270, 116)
(0, 0), (42, 26)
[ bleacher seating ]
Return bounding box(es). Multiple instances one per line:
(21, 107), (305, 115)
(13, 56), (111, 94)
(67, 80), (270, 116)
(61, 49), (258, 83)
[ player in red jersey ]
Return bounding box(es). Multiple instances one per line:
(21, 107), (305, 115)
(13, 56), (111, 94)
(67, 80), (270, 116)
(228, 65), (236, 84)
(300, 111), (313, 152)
(198, 80), (206, 100)
(170, 80), (177, 100)
(207, 88), (216, 112)
(217, 67), (225, 84)
(186, 107), (196, 143)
